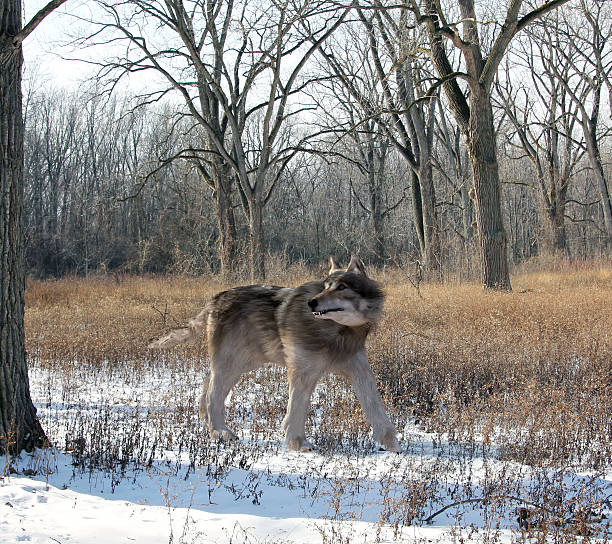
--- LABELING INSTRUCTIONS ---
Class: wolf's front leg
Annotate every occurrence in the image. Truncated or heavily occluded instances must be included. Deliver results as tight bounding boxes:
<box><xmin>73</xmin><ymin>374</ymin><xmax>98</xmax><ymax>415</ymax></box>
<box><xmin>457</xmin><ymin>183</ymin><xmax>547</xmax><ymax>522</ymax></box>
<box><xmin>341</xmin><ymin>350</ymin><xmax>401</xmax><ymax>453</ymax></box>
<box><xmin>282</xmin><ymin>363</ymin><xmax>325</xmax><ymax>452</ymax></box>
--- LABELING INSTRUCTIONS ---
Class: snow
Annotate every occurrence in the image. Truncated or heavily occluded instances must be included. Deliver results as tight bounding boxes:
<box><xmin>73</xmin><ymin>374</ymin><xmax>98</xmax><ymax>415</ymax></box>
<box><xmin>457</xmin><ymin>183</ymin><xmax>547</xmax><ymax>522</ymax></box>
<box><xmin>1</xmin><ymin>360</ymin><xmax>610</xmax><ymax>544</ymax></box>
<box><xmin>1</xmin><ymin>449</ymin><xmax>451</xmax><ymax>544</ymax></box>
<box><xmin>1</xmin><ymin>460</ymin><xmax>324</xmax><ymax>543</ymax></box>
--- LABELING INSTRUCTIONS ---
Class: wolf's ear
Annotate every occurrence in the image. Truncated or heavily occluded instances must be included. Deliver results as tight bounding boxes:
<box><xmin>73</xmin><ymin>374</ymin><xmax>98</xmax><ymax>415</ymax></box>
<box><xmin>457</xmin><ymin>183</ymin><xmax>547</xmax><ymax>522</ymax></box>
<box><xmin>347</xmin><ymin>255</ymin><xmax>367</xmax><ymax>276</ymax></box>
<box><xmin>328</xmin><ymin>255</ymin><xmax>342</xmax><ymax>274</ymax></box>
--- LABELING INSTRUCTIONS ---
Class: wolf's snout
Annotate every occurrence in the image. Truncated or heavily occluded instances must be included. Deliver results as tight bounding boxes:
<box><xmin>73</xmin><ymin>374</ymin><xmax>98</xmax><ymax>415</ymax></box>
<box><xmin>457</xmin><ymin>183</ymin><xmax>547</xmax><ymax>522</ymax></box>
<box><xmin>308</xmin><ymin>298</ymin><xmax>318</xmax><ymax>309</ymax></box>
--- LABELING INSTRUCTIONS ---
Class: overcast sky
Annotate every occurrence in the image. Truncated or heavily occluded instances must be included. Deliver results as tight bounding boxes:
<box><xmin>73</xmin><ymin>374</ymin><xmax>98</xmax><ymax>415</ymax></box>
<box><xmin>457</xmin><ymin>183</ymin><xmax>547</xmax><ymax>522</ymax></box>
<box><xmin>22</xmin><ymin>1</ymin><xmax>93</xmax><ymax>88</ymax></box>
<box><xmin>22</xmin><ymin>0</ymin><xmax>159</xmax><ymax>93</ymax></box>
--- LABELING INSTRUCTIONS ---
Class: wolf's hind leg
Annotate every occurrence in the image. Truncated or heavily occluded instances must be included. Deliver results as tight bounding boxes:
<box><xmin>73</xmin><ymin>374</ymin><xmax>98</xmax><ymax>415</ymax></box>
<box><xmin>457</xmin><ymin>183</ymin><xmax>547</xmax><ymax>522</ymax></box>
<box><xmin>198</xmin><ymin>374</ymin><xmax>210</xmax><ymax>423</ymax></box>
<box><xmin>282</xmin><ymin>364</ymin><xmax>325</xmax><ymax>452</ymax></box>
<box><xmin>339</xmin><ymin>351</ymin><xmax>401</xmax><ymax>453</ymax></box>
<box><xmin>204</xmin><ymin>365</ymin><xmax>242</xmax><ymax>442</ymax></box>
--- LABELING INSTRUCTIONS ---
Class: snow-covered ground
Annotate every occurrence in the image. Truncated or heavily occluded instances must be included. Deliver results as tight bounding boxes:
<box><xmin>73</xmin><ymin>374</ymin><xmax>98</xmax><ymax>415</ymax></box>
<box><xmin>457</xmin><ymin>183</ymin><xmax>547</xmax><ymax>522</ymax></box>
<box><xmin>2</xmin><ymin>360</ymin><xmax>610</xmax><ymax>544</ymax></box>
<box><xmin>1</xmin><ymin>447</ymin><xmax>457</xmax><ymax>544</ymax></box>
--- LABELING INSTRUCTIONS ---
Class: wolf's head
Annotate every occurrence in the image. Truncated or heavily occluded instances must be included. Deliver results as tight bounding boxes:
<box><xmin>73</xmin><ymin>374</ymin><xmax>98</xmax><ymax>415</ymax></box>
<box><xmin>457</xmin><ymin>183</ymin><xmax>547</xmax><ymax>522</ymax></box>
<box><xmin>307</xmin><ymin>256</ymin><xmax>384</xmax><ymax>327</ymax></box>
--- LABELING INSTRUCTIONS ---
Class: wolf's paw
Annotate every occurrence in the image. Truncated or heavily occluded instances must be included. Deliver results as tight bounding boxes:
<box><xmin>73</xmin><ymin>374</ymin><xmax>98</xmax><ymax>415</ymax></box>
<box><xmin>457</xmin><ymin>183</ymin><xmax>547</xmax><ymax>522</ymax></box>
<box><xmin>287</xmin><ymin>437</ymin><xmax>316</xmax><ymax>452</ymax></box>
<box><xmin>210</xmin><ymin>428</ymin><xmax>238</xmax><ymax>442</ymax></box>
<box><xmin>380</xmin><ymin>428</ymin><xmax>401</xmax><ymax>453</ymax></box>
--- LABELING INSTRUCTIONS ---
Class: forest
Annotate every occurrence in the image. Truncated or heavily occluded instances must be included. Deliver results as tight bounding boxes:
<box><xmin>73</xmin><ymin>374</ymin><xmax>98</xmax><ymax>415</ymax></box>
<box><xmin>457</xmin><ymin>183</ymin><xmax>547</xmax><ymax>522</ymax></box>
<box><xmin>20</xmin><ymin>0</ymin><xmax>612</xmax><ymax>282</ymax></box>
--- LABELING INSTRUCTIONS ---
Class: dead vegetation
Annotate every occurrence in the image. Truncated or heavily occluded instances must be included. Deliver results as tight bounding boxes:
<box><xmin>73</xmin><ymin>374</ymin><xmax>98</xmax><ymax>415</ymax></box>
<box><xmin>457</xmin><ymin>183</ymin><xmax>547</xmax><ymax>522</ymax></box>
<box><xmin>22</xmin><ymin>262</ymin><xmax>612</xmax><ymax>541</ymax></box>
<box><xmin>25</xmin><ymin>263</ymin><xmax>612</xmax><ymax>469</ymax></box>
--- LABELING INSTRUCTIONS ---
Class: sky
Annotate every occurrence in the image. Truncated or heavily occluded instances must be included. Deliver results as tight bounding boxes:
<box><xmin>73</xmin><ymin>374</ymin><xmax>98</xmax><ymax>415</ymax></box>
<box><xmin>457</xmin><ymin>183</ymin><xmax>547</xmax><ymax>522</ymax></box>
<box><xmin>22</xmin><ymin>0</ymin><xmax>97</xmax><ymax>89</ymax></box>
<box><xmin>20</xmin><ymin>0</ymin><xmax>316</xmax><ymax>108</ymax></box>
<box><xmin>22</xmin><ymin>0</ymin><xmax>162</xmax><ymax>94</ymax></box>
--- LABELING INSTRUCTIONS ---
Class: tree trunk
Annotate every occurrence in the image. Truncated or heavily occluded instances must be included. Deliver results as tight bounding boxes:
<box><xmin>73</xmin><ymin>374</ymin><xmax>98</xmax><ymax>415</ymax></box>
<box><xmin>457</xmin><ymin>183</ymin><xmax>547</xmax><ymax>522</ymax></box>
<box><xmin>212</xmin><ymin>161</ymin><xmax>237</xmax><ymax>279</ymax></box>
<box><xmin>467</xmin><ymin>90</ymin><xmax>512</xmax><ymax>290</ymax></box>
<box><xmin>418</xmin><ymin>157</ymin><xmax>441</xmax><ymax>275</ymax></box>
<box><xmin>541</xmin><ymin>184</ymin><xmax>568</xmax><ymax>255</ymax></box>
<box><xmin>543</xmin><ymin>207</ymin><xmax>568</xmax><ymax>254</ymax></box>
<box><xmin>367</xmin><ymin>157</ymin><xmax>385</xmax><ymax>262</ymax></box>
<box><xmin>214</xmin><ymin>184</ymin><xmax>237</xmax><ymax>280</ymax></box>
<box><xmin>410</xmin><ymin>171</ymin><xmax>426</xmax><ymax>258</ymax></box>
<box><xmin>248</xmin><ymin>200</ymin><xmax>265</xmax><ymax>281</ymax></box>
<box><xmin>1</xmin><ymin>0</ymin><xmax>48</xmax><ymax>454</ymax></box>
<box><xmin>585</xmin><ymin>134</ymin><xmax>612</xmax><ymax>244</ymax></box>
<box><xmin>543</xmin><ymin>208</ymin><xmax>568</xmax><ymax>255</ymax></box>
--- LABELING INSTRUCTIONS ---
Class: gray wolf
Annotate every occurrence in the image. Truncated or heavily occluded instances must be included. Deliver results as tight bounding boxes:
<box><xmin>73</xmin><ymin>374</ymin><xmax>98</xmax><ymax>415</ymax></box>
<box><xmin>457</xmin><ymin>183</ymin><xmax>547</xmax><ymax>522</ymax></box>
<box><xmin>149</xmin><ymin>256</ymin><xmax>400</xmax><ymax>453</ymax></box>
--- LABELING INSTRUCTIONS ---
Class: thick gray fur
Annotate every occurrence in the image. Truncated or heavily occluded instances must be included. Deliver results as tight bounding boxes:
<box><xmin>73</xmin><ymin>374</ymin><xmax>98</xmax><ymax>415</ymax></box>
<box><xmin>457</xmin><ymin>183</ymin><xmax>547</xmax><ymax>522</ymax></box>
<box><xmin>149</xmin><ymin>256</ymin><xmax>400</xmax><ymax>453</ymax></box>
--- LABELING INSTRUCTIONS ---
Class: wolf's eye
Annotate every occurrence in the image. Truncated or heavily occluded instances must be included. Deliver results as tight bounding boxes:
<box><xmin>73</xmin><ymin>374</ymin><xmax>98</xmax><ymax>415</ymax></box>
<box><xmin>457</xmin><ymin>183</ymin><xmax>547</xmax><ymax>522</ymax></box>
<box><xmin>337</xmin><ymin>284</ymin><xmax>346</xmax><ymax>291</ymax></box>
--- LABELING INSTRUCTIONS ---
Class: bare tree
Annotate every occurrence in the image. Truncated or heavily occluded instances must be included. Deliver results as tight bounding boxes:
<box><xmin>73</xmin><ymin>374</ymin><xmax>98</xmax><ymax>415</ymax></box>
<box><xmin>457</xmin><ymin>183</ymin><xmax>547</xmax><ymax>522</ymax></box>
<box><xmin>1</xmin><ymin>0</ymin><xmax>68</xmax><ymax>455</ymax></box>
<box><xmin>313</xmin><ymin>6</ymin><xmax>441</xmax><ymax>272</ymax></box>
<box><xmin>24</xmin><ymin>87</ymin><xmax>82</xmax><ymax>275</ymax></box>
<box><xmin>77</xmin><ymin>0</ymin><xmax>348</xmax><ymax>279</ymax></box>
<box><xmin>410</xmin><ymin>0</ymin><xmax>570</xmax><ymax>289</ymax></box>
<box><xmin>495</xmin><ymin>18</ymin><xmax>584</xmax><ymax>255</ymax></box>
<box><xmin>547</xmin><ymin>0</ymin><xmax>612</xmax><ymax>244</ymax></box>
<box><xmin>308</xmin><ymin>30</ymin><xmax>407</xmax><ymax>262</ymax></box>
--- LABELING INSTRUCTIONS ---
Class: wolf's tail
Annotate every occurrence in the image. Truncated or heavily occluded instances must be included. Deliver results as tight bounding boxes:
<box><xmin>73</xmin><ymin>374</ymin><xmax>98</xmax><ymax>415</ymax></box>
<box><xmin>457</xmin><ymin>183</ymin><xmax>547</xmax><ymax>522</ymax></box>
<box><xmin>148</xmin><ymin>305</ymin><xmax>210</xmax><ymax>349</ymax></box>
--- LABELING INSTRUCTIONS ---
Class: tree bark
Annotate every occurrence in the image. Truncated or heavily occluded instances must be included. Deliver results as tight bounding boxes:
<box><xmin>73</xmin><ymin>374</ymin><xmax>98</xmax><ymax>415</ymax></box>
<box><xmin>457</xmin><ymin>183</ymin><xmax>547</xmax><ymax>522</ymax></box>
<box><xmin>543</xmin><ymin>207</ymin><xmax>568</xmax><ymax>254</ymax></box>
<box><xmin>584</xmin><ymin>129</ymin><xmax>612</xmax><ymax>244</ymax></box>
<box><xmin>214</xmin><ymin>186</ymin><xmax>237</xmax><ymax>280</ymax></box>
<box><xmin>1</xmin><ymin>0</ymin><xmax>48</xmax><ymax>454</ymax></box>
<box><xmin>540</xmin><ymin>180</ymin><xmax>568</xmax><ymax>255</ymax></box>
<box><xmin>418</xmin><ymin>155</ymin><xmax>441</xmax><ymax>275</ymax></box>
<box><xmin>212</xmin><ymin>161</ymin><xmax>237</xmax><ymax>280</ymax></box>
<box><xmin>248</xmin><ymin>200</ymin><xmax>266</xmax><ymax>281</ymax></box>
<box><xmin>467</xmin><ymin>89</ymin><xmax>511</xmax><ymax>290</ymax></box>
<box><xmin>410</xmin><ymin>171</ymin><xmax>426</xmax><ymax>257</ymax></box>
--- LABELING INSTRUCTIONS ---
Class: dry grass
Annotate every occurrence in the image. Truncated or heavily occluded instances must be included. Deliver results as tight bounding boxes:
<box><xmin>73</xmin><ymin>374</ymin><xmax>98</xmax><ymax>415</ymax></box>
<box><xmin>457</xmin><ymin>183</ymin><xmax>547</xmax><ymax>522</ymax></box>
<box><xmin>25</xmin><ymin>264</ymin><xmax>612</xmax><ymax>470</ymax></box>
<box><xmin>376</xmin><ymin>265</ymin><xmax>612</xmax><ymax>468</ymax></box>
<box><xmin>21</xmin><ymin>263</ymin><xmax>612</xmax><ymax>542</ymax></box>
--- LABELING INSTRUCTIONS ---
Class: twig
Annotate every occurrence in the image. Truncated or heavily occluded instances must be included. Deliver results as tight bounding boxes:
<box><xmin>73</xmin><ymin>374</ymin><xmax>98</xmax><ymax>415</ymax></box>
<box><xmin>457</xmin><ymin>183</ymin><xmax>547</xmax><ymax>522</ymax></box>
<box><xmin>151</xmin><ymin>304</ymin><xmax>168</xmax><ymax>326</ymax></box>
<box><xmin>400</xmin><ymin>331</ymin><xmax>433</xmax><ymax>340</ymax></box>
<box><xmin>424</xmin><ymin>495</ymin><xmax>557</xmax><ymax>524</ymax></box>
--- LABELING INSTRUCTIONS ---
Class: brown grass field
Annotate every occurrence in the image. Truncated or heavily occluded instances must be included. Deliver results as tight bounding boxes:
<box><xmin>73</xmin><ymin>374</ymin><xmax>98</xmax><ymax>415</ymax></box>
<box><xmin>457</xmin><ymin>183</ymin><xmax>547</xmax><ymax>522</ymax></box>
<box><xmin>25</xmin><ymin>261</ymin><xmax>612</xmax><ymax>471</ymax></box>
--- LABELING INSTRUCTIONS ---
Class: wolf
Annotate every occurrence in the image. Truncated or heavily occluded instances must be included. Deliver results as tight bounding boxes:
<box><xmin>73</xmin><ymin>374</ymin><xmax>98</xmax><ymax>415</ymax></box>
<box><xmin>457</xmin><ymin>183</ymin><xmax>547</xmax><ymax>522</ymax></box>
<box><xmin>149</xmin><ymin>256</ymin><xmax>400</xmax><ymax>453</ymax></box>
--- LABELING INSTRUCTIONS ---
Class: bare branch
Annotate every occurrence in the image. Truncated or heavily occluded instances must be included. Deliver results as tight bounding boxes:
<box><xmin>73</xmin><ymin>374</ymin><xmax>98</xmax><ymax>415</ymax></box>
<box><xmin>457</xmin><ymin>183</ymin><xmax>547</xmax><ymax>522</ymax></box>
<box><xmin>15</xmin><ymin>0</ymin><xmax>68</xmax><ymax>44</ymax></box>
